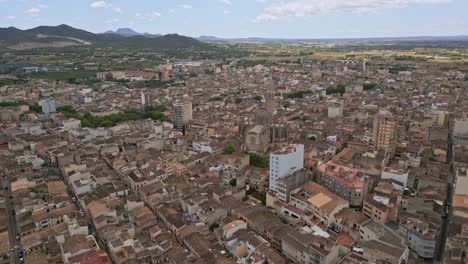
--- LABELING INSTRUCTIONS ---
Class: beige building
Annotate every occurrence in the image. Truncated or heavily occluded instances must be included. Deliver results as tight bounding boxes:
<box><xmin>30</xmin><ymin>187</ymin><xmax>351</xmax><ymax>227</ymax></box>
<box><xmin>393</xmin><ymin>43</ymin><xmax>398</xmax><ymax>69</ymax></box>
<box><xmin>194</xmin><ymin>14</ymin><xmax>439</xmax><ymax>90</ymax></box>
<box><xmin>282</xmin><ymin>229</ymin><xmax>339</xmax><ymax>264</ymax></box>
<box><xmin>172</xmin><ymin>101</ymin><xmax>193</xmax><ymax>130</ymax></box>
<box><xmin>245</xmin><ymin>125</ymin><xmax>270</xmax><ymax>153</ymax></box>
<box><xmin>373</xmin><ymin>110</ymin><xmax>398</xmax><ymax>154</ymax></box>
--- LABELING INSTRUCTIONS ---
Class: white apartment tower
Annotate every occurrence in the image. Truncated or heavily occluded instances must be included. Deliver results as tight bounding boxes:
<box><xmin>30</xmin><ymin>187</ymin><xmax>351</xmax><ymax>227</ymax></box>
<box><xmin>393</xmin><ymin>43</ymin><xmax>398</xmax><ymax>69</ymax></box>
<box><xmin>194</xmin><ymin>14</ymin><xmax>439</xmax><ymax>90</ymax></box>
<box><xmin>40</xmin><ymin>97</ymin><xmax>56</xmax><ymax>114</ymax></box>
<box><xmin>269</xmin><ymin>144</ymin><xmax>304</xmax><ymax>192</ymax></box>
<box><xmin>172</xmin><ymin>101</ymin><xmax>193</xmax><ymax>130</ymax></box>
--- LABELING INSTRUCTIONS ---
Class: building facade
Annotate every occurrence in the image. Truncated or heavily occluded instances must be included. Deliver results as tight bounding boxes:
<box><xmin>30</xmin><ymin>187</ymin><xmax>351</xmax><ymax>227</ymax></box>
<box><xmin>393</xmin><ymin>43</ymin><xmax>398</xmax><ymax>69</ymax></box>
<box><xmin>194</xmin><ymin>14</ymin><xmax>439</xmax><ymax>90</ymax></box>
<box><xmin>373</xmin><ymin>110</ymin><xmax>398</xmax><ymax>154</ymax></box>
<box><xmin>40</xmin><ymin>97</ymin><xmax>56</xmax><ymax>114</ymax></box>
<box><xmin>316</xmin><ymin>161</ymin><xmax>367</xmax><ymax>207</ymax></box>
<box><xmin>269</xmin><ymin>144</ymin><xmax>304</xmax><ymax>192</ymax></box>
<box><xmin>454</xmin><ymin>118</ymin><xmax>468</xmax><ymax>146</ymax></box>
<box><xmin>172</xmin><ymin>101</ymin><xmax>193</xmax><ymax>130</ymax></box>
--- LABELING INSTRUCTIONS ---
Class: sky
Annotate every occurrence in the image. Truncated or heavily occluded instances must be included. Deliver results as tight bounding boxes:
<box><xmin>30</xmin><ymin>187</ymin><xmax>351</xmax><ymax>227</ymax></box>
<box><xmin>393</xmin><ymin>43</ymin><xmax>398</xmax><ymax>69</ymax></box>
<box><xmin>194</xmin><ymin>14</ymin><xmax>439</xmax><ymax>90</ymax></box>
<box><xmin>1</xmin><ymin>0</ymin><xmax>467</xmax><ymax>38</ymax></box>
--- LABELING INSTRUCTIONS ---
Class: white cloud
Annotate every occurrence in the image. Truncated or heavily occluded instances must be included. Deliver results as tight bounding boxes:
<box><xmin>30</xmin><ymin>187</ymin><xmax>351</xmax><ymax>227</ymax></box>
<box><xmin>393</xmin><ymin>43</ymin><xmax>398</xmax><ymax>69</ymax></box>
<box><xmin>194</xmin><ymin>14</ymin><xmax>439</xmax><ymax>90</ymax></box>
<box><xmin>136</xmin><ymin>11</ymin><xmax>161</xmax><ymax>22</ymax></box>
<box><xmin>90</xmin><ymin>1</ymin><xmax>111</xmax><ymax>8</ymax></box>
<box><xmin>5</xmin><ymin>15</ymin><xmax>16</xmax><ymax>20</ymax></box>
<box><xmin>223</xmin><ymin>9</ymin><xmax>231</xmax><ymax>14</ymax></box>
<box><xmin>178</xmin><ymin>4</ymin><xmax>192</xmax><ymax>9</ymax></box>
<box><xmin>254</xmin><ymin>0</ymin><xmax>450</xmax><ymax>22</ymax></box>
<box><xmin>220</xmin><ymin>0</ymin><xmax>232</xmax><ymax>5</ymax></box>
<box><xmin>25</xmin><ymin>7</ymin><xmax>41</xmax><ymax>16</ymax></box>
<box><xmin>90</xmin><ymin>1</ymin><xmax>122</xmax><ymax>13</ymax></box>
<box><xmin>254</xmin><ymin>13</ymin><xmax>277</xmax><ymax>22</ymax></box>
<box><xmin>24</xmin><ymin>3</ymin><xmax>48</xmax><ymax>17</ymax></box>
<box><xmin>105</xmin><ymin>18</ymin><xmax>119</xmax><ymax>24</ymax></box>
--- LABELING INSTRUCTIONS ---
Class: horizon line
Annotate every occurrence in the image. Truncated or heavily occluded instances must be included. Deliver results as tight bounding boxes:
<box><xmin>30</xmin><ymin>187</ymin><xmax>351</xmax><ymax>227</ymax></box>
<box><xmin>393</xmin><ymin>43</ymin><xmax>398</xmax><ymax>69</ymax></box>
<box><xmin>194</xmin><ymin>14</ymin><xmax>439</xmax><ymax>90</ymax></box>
<box><xmin>2</xmin><ymin>24</ymin><xmax>467</xmax><ymax>40</ymax></box>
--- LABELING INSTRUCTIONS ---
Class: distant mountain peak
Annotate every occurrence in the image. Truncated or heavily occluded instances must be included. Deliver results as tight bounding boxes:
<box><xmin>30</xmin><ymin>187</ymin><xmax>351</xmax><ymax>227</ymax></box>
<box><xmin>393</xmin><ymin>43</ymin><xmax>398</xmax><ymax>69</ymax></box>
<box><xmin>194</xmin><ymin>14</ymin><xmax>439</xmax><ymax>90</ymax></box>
<box><xmin>115</xmin><ymin>28</ymin><xmax>139</xmax><ymax>35</ymax></box>
<box><xmin>103</xmin><ymin>27</ymin><xmax>141</xmax><ymax>36</ymax></box>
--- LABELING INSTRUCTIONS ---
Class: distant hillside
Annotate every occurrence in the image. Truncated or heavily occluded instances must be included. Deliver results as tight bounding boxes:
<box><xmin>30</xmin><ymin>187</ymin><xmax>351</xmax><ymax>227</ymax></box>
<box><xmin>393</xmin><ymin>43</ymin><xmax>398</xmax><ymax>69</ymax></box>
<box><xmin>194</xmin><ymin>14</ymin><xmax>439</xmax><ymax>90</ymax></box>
<box><xmin>0</xmin><ymin>24</ymin><xmax>210</xmax><ymax>51</ymax></box>
<box><xmin>198</xmin><ymin>35</ymin><xmax>468</xmax><ymax>43</ymax></box>
<box><xmin>105</xmin><ymin>28</ymin><xmax>141</xmax><ymax>36</ymax></box>
<box><xmin>102</xmin><ymin>28</ymin><xmax>162</xmax><ymax>38</ymax></box>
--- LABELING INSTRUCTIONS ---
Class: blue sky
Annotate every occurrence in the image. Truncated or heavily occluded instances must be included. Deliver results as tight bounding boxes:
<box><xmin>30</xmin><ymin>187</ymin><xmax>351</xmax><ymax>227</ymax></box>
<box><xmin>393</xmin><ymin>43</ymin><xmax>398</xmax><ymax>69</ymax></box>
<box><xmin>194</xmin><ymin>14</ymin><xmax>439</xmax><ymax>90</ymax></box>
<box><xmin>1</xmin><ymin>0</ymin><xmax>467</xmax><ymax>38</ymax></box>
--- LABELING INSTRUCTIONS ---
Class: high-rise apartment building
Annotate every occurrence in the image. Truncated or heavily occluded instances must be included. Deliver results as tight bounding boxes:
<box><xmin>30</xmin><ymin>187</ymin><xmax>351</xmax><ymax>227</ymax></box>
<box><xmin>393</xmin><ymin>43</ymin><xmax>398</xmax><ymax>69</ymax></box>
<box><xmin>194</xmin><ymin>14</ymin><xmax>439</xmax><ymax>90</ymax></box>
<box><xmin>269</xmin><ymin>144</ymin><xmax>304</xmax><ymax>192</ymax></box>
<box><xmin>40</xmin><ymin>97</ymin><xmax>56</xmax><ymax>114</ymax></box>
<box><xmin>454</xmin><ymin>118</ymin><xmax>468</xmax><ymax>146</ymax></box>
<box><xmin>172</xmin><ymin>101</ymin><xmax>193</xmax><ymax>130</ymax></box>
<box><xmin>373</xmin><ymin>110</ymin><xmax>397</xmax><ymax>154</ymax></box>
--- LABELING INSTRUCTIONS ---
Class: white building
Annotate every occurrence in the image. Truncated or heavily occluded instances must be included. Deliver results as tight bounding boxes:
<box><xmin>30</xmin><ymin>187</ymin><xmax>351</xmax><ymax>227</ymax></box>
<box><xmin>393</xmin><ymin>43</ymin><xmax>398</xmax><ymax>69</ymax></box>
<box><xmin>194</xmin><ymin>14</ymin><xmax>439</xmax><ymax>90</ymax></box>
<box><xmin>381</xmin><ymin>167</ymin><xmax>409</xmax><ymax>190</ymax></box>
<box><xmin>40</xmin><ymin>97</ymin><xmax>56</xmax><ymax>114</ymax></box>
<box><xmin>62</xmin><ymin>118</ymin><xmax>81</xmax><ymax>130</ymax></box>
<box><xmin>269</xmin><ymin>144</ymin><xmax>304</xmax><ymax>192</ymax></box>
<box><xmin>192</xmin><ymin>140</ymin><xmax>214</xmax><ymax>153</ymax></box>
<box><xmin>328</xmin><ymin>102</ymin><xmax>343</xmax><ymax>118</ymax></box>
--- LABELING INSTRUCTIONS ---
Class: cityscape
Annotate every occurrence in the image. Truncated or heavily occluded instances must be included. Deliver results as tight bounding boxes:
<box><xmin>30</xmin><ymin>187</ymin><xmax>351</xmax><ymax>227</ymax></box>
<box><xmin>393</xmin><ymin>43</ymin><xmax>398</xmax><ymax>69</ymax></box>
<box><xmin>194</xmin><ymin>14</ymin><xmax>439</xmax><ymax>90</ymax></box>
<box><xmin>1</xmin><ymin>1</ymin><xmax>468</xmax><ymax>264</ymax></box>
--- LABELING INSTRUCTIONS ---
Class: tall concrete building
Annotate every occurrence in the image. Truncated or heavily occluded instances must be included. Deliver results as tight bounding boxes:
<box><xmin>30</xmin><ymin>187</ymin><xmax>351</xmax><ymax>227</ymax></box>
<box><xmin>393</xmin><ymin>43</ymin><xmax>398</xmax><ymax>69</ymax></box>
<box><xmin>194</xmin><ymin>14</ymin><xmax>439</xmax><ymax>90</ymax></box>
<box><xmin>172</xmin><ymin>101</ymin><xmax>192</xmax><ymax>130</ymax></box>
<box><xmin>373</xmin><ymin>110</ymin><xmax>398</xmax><ymax>154</ymax></box>
<box><xmin>269</xmin><ymin>144</ymin><xmax>304</xmax><ymax>192</ymax></box>
<box><xmin>454</xmin><ymin>118</ymin><xmax>468</xmax><ymax>146</ymax></box>
<box><xmin>40</xmin><ymin>97</ymin><xmax>56</xmax><ymax>114</ymax></box>
<box><xmin>327</xmin><ymin>102</ymin><xmax>343</xmax><ymax>118</ymax></box>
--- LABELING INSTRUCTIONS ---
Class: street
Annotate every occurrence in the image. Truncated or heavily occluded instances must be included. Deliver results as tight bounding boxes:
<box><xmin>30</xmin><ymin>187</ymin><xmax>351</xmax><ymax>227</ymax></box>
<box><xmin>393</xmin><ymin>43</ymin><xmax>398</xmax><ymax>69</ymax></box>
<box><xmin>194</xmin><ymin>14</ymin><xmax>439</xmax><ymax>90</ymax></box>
<box><xmin>2</xmin><ymin>178</ymin><xmax>20</xmax><ymax>264</ymax></box>
<box><xmin>60</xmin><ymin>172</ymin><xmax>106</xmax><ymax>251</ymax></box>
<box><xmin>433</xmin><ymin>120</ymin><xmax>455</xmax><ymax>264</ymax></box>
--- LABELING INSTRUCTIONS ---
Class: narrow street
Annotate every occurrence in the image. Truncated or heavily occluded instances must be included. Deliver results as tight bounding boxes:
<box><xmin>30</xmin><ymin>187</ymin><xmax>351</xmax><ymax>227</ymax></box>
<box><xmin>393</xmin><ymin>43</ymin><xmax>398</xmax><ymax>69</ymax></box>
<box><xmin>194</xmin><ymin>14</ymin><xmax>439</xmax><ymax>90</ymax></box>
<box><xmin>2</xmin><ymin>178</ymin><xmax>20</xmax><ymax>264</ymax></box>
<box><xmin>433</xmin><ymin>120</ymin><xmax>455</xmax><ymax>264</ymax></box>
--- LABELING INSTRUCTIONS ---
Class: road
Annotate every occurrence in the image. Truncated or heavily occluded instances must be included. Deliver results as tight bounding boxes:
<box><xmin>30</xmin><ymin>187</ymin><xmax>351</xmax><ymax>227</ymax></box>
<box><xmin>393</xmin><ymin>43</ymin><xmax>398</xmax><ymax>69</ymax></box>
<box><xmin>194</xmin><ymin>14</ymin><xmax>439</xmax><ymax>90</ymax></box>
<box><xmin>2</xmin><ymin>177</ymin><xmax>20</xmax><ymax>264</ymax></box>
<box><xmin>433</xmin><ymin>120</ymin><xmax>455</xmax><ymax>264</ymax></box>
<box><xmin>59</xmin><ymin>172</ymin><xmax>106</xmax><ymax>251</ymax></box>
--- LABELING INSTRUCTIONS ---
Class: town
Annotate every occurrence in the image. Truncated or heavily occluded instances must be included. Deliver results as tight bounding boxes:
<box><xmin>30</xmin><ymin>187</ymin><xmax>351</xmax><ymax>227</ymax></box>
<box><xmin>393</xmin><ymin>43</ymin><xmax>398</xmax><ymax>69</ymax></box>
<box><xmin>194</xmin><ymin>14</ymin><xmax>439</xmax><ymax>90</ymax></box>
<box><xmin>1</xmin><ymin>42</ymin><xmax>467</xmax><ymax>264</ymax></box>
<box><xmin>1</xmin><ymin>0</ymin><xmax>468</xmax><ymax>262</ymax></box>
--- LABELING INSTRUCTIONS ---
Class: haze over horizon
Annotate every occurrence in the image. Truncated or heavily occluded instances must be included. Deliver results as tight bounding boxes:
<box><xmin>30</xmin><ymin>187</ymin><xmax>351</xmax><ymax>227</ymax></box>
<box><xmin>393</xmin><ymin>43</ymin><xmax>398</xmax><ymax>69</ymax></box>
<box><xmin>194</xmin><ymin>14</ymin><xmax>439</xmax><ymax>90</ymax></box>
<box><xmin>1</xmin><ymin>0</ymin><xmax>467</xmax><ymax>39</ymax></box>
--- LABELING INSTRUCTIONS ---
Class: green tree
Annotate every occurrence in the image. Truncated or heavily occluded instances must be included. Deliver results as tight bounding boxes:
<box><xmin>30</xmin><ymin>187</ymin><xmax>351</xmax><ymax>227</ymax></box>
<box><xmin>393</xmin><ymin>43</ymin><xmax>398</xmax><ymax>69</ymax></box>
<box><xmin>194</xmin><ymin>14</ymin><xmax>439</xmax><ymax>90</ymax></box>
<box><xmin>209</xmin><ymin>222</ymin><xmax>219</xmax><ymax>232</ymax></box>
<box><xmin>208</xmin><ymin>96</ymin><xmax>224</xmax><ymax>102</ymax></box>
<box><xmin>326</xmin><ymin>84</ymin><xmax>345</xmax><ymax>95</ymax></box>
<box><xmin>223</xmin><ymin>144</ymin><xmax>235</xmax><ymax>155</ymax></box>
<box><xmin>253</xmin><ymin>95</ymin><xmax>262</xmax><ymax>101</ymax></box>
<box><xmin>246</xmin><ymin>189</ymin><xmax>266</xmax><ymax>205</ymax></box>
<box><xmin>363</xmin><ymin>83</ymin><xmax>377</xmax><ymax>91</ymax></box>
<box><xmin>229</xmin><ymin>178</ymin><xmax>237</xmax><ymax>187</ymax></box>
<box><xmin>249</xmin><ymin>153</ymin><xmax>269</xmax><ymax>168</ymax></box>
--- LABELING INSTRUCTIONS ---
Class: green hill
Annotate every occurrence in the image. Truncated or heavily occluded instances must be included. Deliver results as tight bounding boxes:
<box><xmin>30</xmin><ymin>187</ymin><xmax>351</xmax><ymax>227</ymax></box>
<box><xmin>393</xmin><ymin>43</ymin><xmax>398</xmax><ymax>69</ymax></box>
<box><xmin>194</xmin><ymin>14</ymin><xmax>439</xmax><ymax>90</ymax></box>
<box><xmin>0</xmin><ymin>24</ymin><xmax>211</xmax><ymax>51</ymax></box>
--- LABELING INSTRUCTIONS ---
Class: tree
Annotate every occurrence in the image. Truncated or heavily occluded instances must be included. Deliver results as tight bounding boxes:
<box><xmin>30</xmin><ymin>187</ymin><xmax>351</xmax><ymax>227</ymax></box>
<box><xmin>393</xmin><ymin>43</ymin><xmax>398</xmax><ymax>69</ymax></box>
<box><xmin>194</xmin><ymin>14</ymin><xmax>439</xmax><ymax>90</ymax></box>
<box><xmin>209</xmin><ymin>223</ymin><xmax>219</xmax><ymax>232</ymax></box>
<box><xmin>326</xmin><ymin>84</ymin><xmax>345</xmax><ymax>95</ymax></box>
<box><xmin>223</xmin><ymin>144</ymin><xmax>235</xmax><ymax>155</ymax></box>
<box><xmin>229</xmin><ymin>178</ymin><xmax>237</xmax><ymax>187</ymax></box>
<box><xmin>249</xmin><ymin>153</ymin><xmax>269</xmax><ymax>168</ymax></box>
<box><xmin>246</xmin><ymin>189</ymin><xmax>266</xmax><ymax>205</ymax></box>
<box><xmin>253</xmin><ymin>95</ymin><xmax>262</xmax><ymax>101</ymax></box>
<box><xmin>208</xmin><ymin>96</ymin><xmax>224</xmax><ymax>102</ymax></box>
<box><xmin>287</xmin><ymin>90</ymin><xmax>312</xmax><ymax>98</ymax></box>
<box><xmin>363</xmin><ymin>83</ymin><xmax>377</xmax><ymax>91</ymax></box>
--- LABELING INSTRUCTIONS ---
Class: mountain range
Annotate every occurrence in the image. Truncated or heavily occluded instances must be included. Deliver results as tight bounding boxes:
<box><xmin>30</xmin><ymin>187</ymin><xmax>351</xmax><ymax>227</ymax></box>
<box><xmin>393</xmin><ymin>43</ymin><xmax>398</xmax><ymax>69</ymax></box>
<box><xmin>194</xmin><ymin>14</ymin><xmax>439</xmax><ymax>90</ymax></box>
<box><xmin>102</xmin><ymin>28</ymin><xmax>162</xmax><ymax>38</ymax></box>
<box><xmin>0</xmin><ymin>24</ymin><xmax>209</xmax><ymax>51</ymax></box>
<box><xmin>1</xmin><ymin>24</ymin><xmax>467</xmax><ymax>51</ymax></box>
